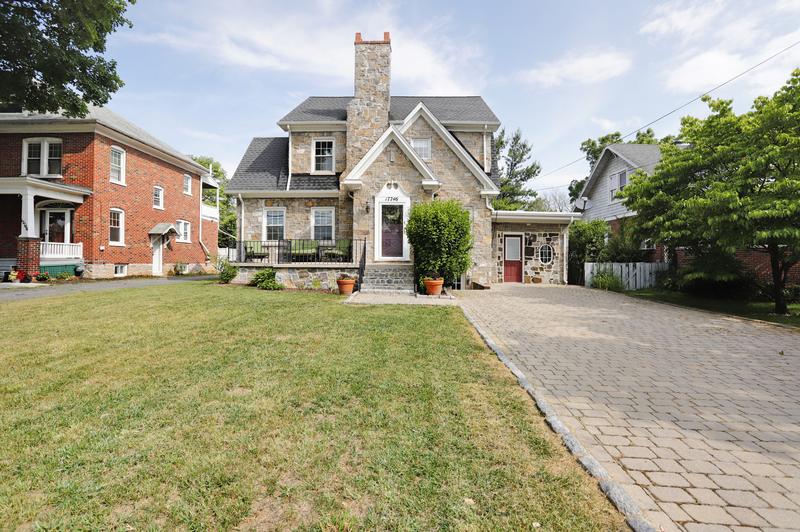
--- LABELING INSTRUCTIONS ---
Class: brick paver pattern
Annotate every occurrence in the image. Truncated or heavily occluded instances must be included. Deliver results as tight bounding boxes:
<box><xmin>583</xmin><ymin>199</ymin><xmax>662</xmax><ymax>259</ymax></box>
<box><xmin>460</xmin><ymin>285</ymin><xmax>800</xmax><ymax>531</ymax></box>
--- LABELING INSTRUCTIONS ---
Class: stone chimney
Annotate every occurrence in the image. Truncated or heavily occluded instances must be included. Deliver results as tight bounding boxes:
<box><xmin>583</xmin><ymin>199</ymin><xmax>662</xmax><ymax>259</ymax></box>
<box><xmin>346</xmin><ymin>32</ymin><xmax>391</xmax><ymax>171</ymax></box>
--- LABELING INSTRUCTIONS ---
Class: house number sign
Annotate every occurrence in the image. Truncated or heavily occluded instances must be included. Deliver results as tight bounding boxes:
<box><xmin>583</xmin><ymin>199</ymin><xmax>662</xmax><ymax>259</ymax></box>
<box><xmin>384</xmin><ymin>196</ymin><xmax>400</xmax><ymax>202</ymax></box>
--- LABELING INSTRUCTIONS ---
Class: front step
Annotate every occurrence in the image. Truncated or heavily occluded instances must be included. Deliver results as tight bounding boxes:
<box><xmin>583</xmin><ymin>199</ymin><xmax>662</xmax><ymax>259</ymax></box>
<box><xmin>360</xmin><ymin>264</ymin><xmax>416</xmax><ymax>292</ymax></box>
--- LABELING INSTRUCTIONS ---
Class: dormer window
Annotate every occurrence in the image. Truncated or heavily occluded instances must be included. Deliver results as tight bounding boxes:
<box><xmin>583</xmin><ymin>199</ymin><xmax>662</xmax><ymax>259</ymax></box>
<box><xmin>411</xmin><ymin>138</ymin><xmax>432</xmax><ymax>161</ymax></box>
<box><xmin>312</xmin><ymin>139</ymin><xmax>334</xmax><ymax>173</ymax></box>
<box><xmin>22</xmin><ymin>138</ymin><xmax>62</xmax><ymax>177</ymax></box>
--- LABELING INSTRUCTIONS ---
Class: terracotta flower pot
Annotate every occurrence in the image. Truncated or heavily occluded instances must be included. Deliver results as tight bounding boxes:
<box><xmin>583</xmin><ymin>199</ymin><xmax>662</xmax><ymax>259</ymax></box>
<box><xmin>337</xmin><ymin>279</ymin><xmax>355</xmax><ymax>295</ymax></box>
<box><xmin>423</xmin><ymin>278</ymin><xmax>444</xmax><ymax>296</ymax></box>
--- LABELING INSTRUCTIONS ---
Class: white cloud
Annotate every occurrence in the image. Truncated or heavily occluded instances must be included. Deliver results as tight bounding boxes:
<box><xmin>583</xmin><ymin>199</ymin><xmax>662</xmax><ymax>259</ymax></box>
<box><xmin>640</xmin><ymin>0</ymin><xmax>726</xmax><ymax>40</ymax></box>
<box><xmin>519</xmin><ymin>50</ymin><xmax>632</xmax><ymax>88</ymax></box>
<box><xmin>121</xmin><ymin>1</ymin><xmax>485</xmax><ymax>95</ymax></box>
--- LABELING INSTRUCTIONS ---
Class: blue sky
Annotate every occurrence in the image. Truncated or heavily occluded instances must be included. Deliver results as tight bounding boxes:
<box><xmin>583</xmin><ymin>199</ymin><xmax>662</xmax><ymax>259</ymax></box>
<box><xmin>105</xmin><ymin>0</ymin><xmax>800</xmax><ymax>197</ymax></box>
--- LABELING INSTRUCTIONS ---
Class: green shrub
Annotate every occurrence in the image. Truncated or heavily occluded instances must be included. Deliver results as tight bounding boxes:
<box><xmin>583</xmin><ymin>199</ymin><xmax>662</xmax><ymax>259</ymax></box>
<box><xmin>56</xmin><ymin>271</ymin><xmax>73</xmax><ymax>281</ymax></box>
<box><xmin>35</xmin><ymin>271</ymin><xmax>50</xmax><ymax>282</ymax></box>
<box><xmin>249</xmin><ymin>268</ymin><xmax>282</xmax><ymax>290</ymax></box>
<box><xmin>597</xmin><ymin>218</ymin><xmax>649</xmax><ymax>263</ymax></box>
<box><xmin>677</xmin><ymin>250</ymin><xmax>758</xmax><ymax>300</ymax></box>
<box><xmin>591</xmin><ymin>270</ymin><xmax>624</xmax><ymax>292</ymax></box>
<box><xmin>218</xmin><ymin>259</ymin><xmax>238</xmax><ymax>284</ymax></box>
<box><xmin>405</xmin><ymin>200</ymin><xmax>472</xmax><ymax>289</ymax></box>
<box><xmin>568</xmin><ymin>219</ymin><xmax>608</xmax><ymax>284</ymax></box>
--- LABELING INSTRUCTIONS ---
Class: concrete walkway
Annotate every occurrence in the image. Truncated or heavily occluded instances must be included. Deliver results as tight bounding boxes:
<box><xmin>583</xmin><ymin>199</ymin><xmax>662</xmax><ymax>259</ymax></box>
<box><xmin>460</xmin><ymin>284</ymin><xmax>800</xmax><ymax>532</ymax></box>
<box><xmin>0</xmin><ymin>276</ymin><xmax>216</xmax><ymax>303</ymax></box>
<box><xmin>346</xmin><ymin>290</ymin><xmax>458</xmax><ymax>305</ymax></box>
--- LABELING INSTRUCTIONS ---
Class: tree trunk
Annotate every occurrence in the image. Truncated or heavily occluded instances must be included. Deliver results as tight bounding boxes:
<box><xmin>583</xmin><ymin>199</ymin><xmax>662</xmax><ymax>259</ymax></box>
<box><xmin>768</xmin><ymin>244</ymin><xmax>788</xmax><ymax>315</ymax></box>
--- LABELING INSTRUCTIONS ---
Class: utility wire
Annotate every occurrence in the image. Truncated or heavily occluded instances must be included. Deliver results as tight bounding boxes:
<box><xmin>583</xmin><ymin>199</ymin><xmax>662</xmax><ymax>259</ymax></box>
<box><xmin>534</xmin><ymin>37</ymin><xmax>800</xmax><ymax>184</ymax></box>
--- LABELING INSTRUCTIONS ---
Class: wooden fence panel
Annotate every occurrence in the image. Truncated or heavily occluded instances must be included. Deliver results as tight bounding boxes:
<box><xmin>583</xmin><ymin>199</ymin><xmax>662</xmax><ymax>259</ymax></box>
<box><xmin>584</xmin><ymin>261</ymin><xmax>667</xmax><ymax>290</ymax></box>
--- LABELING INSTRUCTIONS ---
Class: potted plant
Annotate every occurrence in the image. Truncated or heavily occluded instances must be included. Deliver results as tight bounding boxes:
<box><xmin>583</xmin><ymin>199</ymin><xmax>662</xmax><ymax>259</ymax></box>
<box><xmin>36</xmin><ymin>271</ymin><xmax>50</xmax><ymax>283</ymax></box>
<box><xmin>336</xmin><ymin>273</ymin><xmax>356</xmax><ymax>295</ymax></box>
<box><xmin>8</xmin><ymin>269</ymin><xmax>20</xmax><ymax>283</ymax></box>
<box><xmin>422</xmin><ymin>272</ymin><xmax>445</xmax><ymax>296</ymax></box>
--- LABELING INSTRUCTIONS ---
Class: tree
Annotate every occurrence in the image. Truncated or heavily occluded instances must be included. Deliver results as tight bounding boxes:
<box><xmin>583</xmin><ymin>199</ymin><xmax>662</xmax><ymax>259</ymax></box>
<box><xmin>570</xmin><ymin>128</ymin><xmax>661</xmax><ymax>202</ymax></box>
<box><xmin>0</xmin><ymin>0</ymin><xmax>134</xmax><ymax>117</ymax></box>
<box><xmin>623</xmin><ymin>69</ymin><xmax>800</xmax><ymax>314</ymax></box>
<box><xmin>405</xmin><ymin>200</ymin><xmax>472</xmax><ymax>287</ymax></box>
<box><xmin>192</xmin><ymin>155</ymin><xmax>237</xmax><ymax>249</ymax></box>
<box><xmin>492</xmin><ymin>128</ymin><xmax>542</xmax><ymax>210</ymax></box>
<box><xmin>541</xmin><ymin>189</ymin><xmax>572</xmax><ymax>212</ymax></box>
<box><xmin>567</xmin><ymin>219</ymin><xmax>608</xmax><ymax>284</ymax></box>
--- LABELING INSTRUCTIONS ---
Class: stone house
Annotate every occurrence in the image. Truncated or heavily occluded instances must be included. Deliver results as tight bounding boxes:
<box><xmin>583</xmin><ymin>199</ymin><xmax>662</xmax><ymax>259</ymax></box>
<box><xmin>228</xmin><ymin>32</ymin><xmax>577</xmax><ymax>290</ymax></box>
<box><xmin>0</xmin><ymin>107</ymin><xmax>220</xmax><ymax>279</ymax></box>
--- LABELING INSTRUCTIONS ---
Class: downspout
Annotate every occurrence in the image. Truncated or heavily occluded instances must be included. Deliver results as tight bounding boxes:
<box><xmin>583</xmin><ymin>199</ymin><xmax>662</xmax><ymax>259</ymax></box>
<box><xmin>198</xmin><ymin>164</ymin><xmax>212</xmax><ymax>262</ymax></box>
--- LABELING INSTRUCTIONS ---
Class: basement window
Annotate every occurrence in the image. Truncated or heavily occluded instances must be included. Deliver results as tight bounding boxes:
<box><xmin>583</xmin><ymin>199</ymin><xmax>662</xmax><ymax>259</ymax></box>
<box><xmin>114</xmin><ymin>264</ymin><xmax>128</xmax><ymax>277</ymax></box>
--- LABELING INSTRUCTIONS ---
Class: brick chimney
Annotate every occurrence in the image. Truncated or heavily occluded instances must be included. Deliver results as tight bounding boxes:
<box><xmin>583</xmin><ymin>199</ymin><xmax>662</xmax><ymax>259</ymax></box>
<box><xmin>346</xmin><ymin>32</ymin><xmax>391</xmax><ymax>172</ymax></box>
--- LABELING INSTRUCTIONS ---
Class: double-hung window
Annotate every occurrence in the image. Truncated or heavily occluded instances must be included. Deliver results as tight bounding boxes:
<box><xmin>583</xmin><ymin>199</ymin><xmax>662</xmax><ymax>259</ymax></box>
<box><xmin>312</xmin><ymin>139</ymin><xmax>334</xmax><ymax>173</ymax></box>
<box><xmin>22</xmin><ymin>138</ymin><xmax>62</xmax><ymax>176</ymax></box>
<box><xmin>311</xmin><ymin>207</ymin><xmax>334</xmax><ymax>241</ymax></box>
<box><xmin>410</xmin><ymin>138</ymin><xmax>432</xmax><ymax>160</ymax></box>
<box><xmin>176</xmin><ymin>220</ymin><xmax>191</xmax><ymax>242</ymax></box>
<box><xmin>153</xmin><ymin>186</ymin><xmax>164</xmax><ymax>209</ymax></box>
<box><xmin>264</xmin><ymin>208</ymin><xmax>285</xmax><ymax>240</ymax></box>
<box><xmin>109</xmin><ymin>208</ymin><xmax>125</xmax><ymax>245</ymax></box>
<box><xmin>183</xmin><ymin>174</ymin><xmax>192</xmax><ymax>195</ymax></box>
<box><xmin>110</xmin><ymin>146</ymin><xmax>126</xmax><ymax>184</ymax></box>
<box><xmin>611</xmin><ymin>170</ymin><xmax>627</xmax><ymax>201</ymax></box>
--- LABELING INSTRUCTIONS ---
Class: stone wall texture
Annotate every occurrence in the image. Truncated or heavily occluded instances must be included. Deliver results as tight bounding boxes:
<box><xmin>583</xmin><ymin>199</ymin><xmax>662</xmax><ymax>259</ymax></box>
<box><xmin>240</xmin><ymin>197</ymin><xmax>352</xmax><ymax>241</ymax></box>
<box><xmin>494</xmin><ymin>222</ymin><xmax>568</xmax><ymax>284</ymax></box>
<box><xmin>290</xmin><ymin>131</ymin><xmax>347</xmax><ymax>174</ymax></box>
<box><xmin>233</xmin><ymin>264</ymin><xmax>358</xmax><ymax>290</ymax></box>
<box><xmin>346</xmin><ymin>41</ymin><xmax>391</xmax><ymax>172</ymax></box>
<box><xmin>452</xmin><ymin>131</ymin><xmax>488</xmax><ymax>170</ymax></box>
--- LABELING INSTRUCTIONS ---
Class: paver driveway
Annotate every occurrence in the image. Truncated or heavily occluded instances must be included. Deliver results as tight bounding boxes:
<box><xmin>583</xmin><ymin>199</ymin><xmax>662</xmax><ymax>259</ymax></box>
<box><xmin>460</xmin><ymin>285</ymin><xmax>800</xmax><ymax>532</ymax></box>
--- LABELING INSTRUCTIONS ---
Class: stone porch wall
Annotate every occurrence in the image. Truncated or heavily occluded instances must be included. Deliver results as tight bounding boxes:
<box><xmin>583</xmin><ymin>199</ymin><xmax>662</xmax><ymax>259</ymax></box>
<box><xmin>233</xmin><ymin>264</ymin><xmax>358</xmax><ymax>290</ymax></box>
<box><xmin>494</xmin><ymin>222</ymin><xmax>568</xmax><ymax>284</ymax></box>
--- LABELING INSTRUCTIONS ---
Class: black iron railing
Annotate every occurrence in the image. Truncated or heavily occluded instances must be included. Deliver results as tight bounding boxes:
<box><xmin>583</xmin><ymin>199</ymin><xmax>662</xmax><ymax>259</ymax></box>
<box><xmin>237</xmin><ymin>239</ymin><xmax>366</xmax><ymax>265</ymax></box>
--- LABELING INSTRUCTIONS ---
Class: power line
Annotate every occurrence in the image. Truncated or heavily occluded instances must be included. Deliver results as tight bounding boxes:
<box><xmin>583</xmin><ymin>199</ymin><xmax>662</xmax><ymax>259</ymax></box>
<box><xmin>535</xmin><ymin>38</ymin><xmax>800</xmax><ymax>182</ymax></box>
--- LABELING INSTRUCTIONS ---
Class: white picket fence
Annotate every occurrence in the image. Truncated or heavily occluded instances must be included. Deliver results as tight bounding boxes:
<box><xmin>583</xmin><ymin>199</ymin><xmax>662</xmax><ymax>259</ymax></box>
<box><xmin>584</xmin><ymin>261</ymin><xmax>667</xmax><ymax>290</ymax></box>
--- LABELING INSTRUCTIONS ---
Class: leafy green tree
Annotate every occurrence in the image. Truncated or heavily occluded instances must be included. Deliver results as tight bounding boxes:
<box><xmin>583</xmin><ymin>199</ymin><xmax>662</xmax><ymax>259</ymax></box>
<box><xmin>0</xmin><ymin>0</ymin><xmax>135</xmax><ymax>117</ymax></box>
<box><xmin>567</xmin><ymin>219</ymin><xmax>608</xmax><ymax>284</ymax></box>
<box><xmin>492</xmin><ymin>128</ymin><xmax>542</xmax><ymax>210</ymax></box>
<box><xmin>623</xmin><ymin>69</ymin><xmax>800</xmax><ymax>314</ymax></box>
<box><xmin>193</xmin><ymin>155</ymin><xmax>237</xmax><ymax>249</ymax></box>
<box><xmin>597</xmin><ymin>218</ymin><xmax>648</xmax><ymax>263</ymax></box>
<box><xmin>405</xmin><ymin>200</ymin><xmax>472</xmax><ymax>287</ymax></box>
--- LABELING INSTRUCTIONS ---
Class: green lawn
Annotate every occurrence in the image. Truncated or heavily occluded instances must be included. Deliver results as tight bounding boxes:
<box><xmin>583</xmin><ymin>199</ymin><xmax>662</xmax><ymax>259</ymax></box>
<box><xmin>0</xmin><ymin>282</ymin><xmax>624</xmax><ymax>530</ymax></box>
<box><xmin>627</xmin><ymin>288</ymin><xmax>800</xmax><ymax>327</ymax></box>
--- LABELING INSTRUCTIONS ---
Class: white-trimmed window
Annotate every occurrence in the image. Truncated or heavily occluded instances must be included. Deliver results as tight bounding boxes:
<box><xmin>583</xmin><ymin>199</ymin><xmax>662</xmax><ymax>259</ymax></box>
<box><xmin>22</xmin><ymin>138</ymin><xmax>62</xmax><ymax>176</ymax></box>
<box><xmin>610</xmin><ymin>170</ymin><xmax>627</xmax><ymax>201</ymax></box>
<box><xmin>114</xmin><ymin>264</ymin><xmax>128</xmax><ymax>277</ymax></box>
<box><xmin>153</xmin><ymin>186</ymin><xmax>164</xmax><ymax>209</ymax></box>
<box><xmin>410</xmin><ymin>138</ymin><xmax>432</xmax><ymax>160</ymax></box>
<box><xmin>263</xmin><ymin>208</ymin><xmax>285</xmax><ymax>240</ymax></box>
<box><xmin>312</xmin><ymin>139</ymin><xmax>334</xmax><ymax>173</ymax></box>
<box><xmin>311</xmin><ymin>207</ymin><xmax>335</xmax><ymax>241</ymax></box>
<box><xmin>109</xmin><ymin>208</ymin><xmax>125</xmax><ymax>245</ymax></box>
<box><xmin>176</xmin><ymin>220</ymin><xmax>191</xmax><ymax>242</ymax></box>
<box><xmin>110</xmin><ymin>146</ymin><xmax>126</xmax><ymax>184</ymax></box>
<box><xmin>183</xmin><ymin>174</ymin><xmax>192</xmax><ymax>195</ymax></box>
<box><xmin>539</xmin><ymin>244</ymin><xmax>554</xmax><ymax>264</ymax></box>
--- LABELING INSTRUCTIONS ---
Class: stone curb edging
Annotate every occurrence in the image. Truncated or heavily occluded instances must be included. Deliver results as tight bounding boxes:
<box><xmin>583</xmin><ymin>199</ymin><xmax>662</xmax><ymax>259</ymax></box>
<box><xmin>461</xmin><ymin>306</ymin><xmax>656</xmax><ymax>532</ymax></box>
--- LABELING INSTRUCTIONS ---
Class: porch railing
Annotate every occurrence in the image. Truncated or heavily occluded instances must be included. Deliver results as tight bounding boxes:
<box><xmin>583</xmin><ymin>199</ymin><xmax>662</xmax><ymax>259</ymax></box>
<box><xmin>236</xmin><ymin>239</ymin><xmax>366</xmax><ymax>266</ymax></box>
<box><xmin>41</xmin><ymin>241</ymin><xmax>83</xmax><ymax>260</ymax></box>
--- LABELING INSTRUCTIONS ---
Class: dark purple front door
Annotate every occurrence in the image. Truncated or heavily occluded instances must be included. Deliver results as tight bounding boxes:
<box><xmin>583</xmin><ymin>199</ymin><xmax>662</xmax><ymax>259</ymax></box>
<box><xmin>381</xmin><ymin>204</ymin><xmax>403</xmax><ymax>258</ymax></box>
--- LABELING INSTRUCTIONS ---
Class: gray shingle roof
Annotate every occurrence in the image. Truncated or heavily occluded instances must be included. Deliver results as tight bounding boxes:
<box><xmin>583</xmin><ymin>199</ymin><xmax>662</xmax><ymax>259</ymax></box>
<box><xmin>278</xmin><ymin>96</ymin><xmax>499</xmax><ymax>124</ymax></box>
<box><xmin>607</xmin><ymin>143</ymin><xmax>662</xmax><ymax>174</ymax></box>
<box><xmin>288</xmin><ymin>174</ymin><xmax>340</xmax><ymax>191</ymax></box>
<box><xmin>0</xmin><ymin>105</ymin><xmax>206</xmax><ymax>172</ymax></box>
<box><xmin>228</xmin><ymin>137</ymin><xmax>289</xmax><ymax>192</ymax></box>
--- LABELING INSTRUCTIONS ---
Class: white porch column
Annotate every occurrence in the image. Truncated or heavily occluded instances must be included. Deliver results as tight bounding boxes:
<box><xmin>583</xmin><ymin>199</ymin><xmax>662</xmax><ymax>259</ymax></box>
<box><xmin>563</xmin><ymin>229</ymin><xmax>570</xmax><ymax>284</ymax></box>
<box><xmin>20</xmin><ymin>191</ymin><xmax>37</xmax><ymax>238</ymax></box>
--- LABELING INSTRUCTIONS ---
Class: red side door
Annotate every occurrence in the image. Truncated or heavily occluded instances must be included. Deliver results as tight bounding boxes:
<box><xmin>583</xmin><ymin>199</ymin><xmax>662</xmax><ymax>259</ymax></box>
<box><xmin>504</xmin><ymin>235</ymin><xmax>523</xmax><ymax>282</ymax></box>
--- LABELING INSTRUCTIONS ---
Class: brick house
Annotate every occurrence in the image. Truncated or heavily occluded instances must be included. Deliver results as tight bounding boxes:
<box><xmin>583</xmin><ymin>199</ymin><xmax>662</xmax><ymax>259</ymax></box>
<box><xmin>0</xmin><ymin>107</ymin><xmax>220</xmax><ymax>279</ymax></box>
<box><xmin>228</xmin><ymin>32</ymin><xmax>577</xmax><ymax>290</ymax></box>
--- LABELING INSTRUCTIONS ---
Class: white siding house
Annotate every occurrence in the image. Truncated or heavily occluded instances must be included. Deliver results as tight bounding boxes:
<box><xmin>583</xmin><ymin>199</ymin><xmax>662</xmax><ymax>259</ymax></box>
<box><xmin>577</xmin><ymin>144</ymin><xmax>662</xmax><ymax>222</ymax></box>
